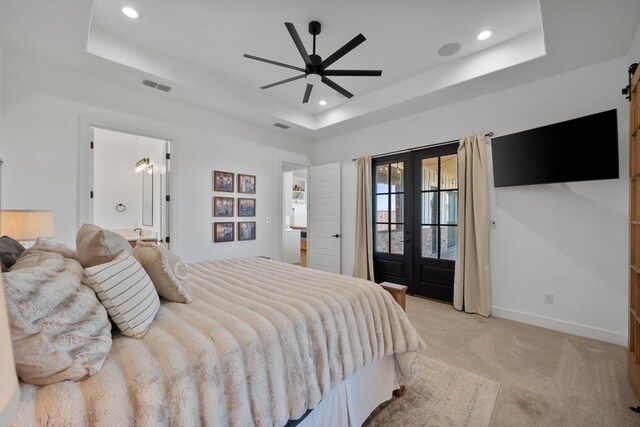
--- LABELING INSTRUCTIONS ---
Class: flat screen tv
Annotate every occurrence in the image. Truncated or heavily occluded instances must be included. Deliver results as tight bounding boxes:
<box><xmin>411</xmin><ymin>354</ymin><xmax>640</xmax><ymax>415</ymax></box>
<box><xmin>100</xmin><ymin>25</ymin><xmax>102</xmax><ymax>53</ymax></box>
<box><xmin>491</xmin><ymin>109</ymin><xmax>619</xmax><ymax>188</ymax></box>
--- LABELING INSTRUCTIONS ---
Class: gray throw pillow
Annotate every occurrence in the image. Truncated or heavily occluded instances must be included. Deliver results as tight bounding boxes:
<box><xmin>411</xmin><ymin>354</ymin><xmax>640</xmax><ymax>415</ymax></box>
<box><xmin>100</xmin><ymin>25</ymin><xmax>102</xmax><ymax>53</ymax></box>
<box><xmin>0</xmin><ymin>236</ymin><xmax>25</xmax><ymax>272</ymax></box>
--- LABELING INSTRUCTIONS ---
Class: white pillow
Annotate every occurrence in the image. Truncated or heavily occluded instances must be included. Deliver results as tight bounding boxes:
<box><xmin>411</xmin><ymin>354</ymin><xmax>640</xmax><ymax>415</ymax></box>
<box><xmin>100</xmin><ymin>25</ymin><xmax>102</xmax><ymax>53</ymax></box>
<box><xmin>133</xmin><ymin>241</ymin><xmax>192</xmax><ymax>303</ymax></box>
<box><xmin>85</xmin><ymin>251</ymin><xmax>160</xmax><ymax>339</ymax></box>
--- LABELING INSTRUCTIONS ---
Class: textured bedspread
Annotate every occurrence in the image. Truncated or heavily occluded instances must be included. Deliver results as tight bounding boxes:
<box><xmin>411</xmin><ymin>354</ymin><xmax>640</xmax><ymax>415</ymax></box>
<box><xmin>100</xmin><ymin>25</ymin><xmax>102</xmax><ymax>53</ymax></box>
<box><xmin>12</xmin><ymin>258</ymin><xmax>426</xmax><ymax>427</ymax></box>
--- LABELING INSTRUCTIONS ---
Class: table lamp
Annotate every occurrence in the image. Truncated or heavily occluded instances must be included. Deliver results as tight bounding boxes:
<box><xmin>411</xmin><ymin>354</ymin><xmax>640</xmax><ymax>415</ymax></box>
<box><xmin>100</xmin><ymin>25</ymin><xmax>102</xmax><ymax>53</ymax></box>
<box><xmin>0</xmin><ymin>210</ymin><xmax>55</xmax><ymax>247</ymax></box>
<box><xmin>0</xmin><ymin>277</ymin><xmax>19</xmax><ymax>425</ymax></box>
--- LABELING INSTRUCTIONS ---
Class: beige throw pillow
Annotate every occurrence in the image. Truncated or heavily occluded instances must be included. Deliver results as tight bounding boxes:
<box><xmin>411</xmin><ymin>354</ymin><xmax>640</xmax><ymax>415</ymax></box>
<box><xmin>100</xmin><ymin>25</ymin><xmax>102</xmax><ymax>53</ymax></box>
<box><xmin>76</xmin><ymin>224</ymin><xmax>134</xmax><ymax>268</ymax></box>
<box><xmin>134</xmin><ymin>241</ymin><xmax>192</xmax><ymax>303</ymax></box>
<box><xmin>85</xmin><ymin>251</ymin><xmax>160</xmax><ymax>339</ymax></box>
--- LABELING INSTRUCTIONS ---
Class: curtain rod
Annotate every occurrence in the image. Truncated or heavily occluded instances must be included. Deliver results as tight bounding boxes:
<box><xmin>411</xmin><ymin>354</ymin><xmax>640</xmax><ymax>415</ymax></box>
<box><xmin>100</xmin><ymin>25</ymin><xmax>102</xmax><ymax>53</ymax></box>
<box><xmin>351</xmin><ymin>132</ymin><xmax>494</xmax><ymax>162</ymax></box>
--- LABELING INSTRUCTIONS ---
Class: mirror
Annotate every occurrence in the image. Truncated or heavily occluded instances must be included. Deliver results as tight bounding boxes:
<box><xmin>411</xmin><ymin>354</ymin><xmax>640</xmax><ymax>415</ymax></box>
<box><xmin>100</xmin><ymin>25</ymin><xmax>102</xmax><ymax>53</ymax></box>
<box><xmin>142</xmin><ymin>165</ymin><xmax>153</xmax><ymax>226</ymax></box>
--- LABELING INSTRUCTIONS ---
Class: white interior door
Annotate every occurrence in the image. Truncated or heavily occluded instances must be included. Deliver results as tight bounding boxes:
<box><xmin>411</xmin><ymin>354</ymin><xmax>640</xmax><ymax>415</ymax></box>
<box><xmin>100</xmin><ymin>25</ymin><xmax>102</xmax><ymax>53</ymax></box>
<box><xmin>308</xmin><ymin>163</ymin><xmax>341</xmax><ymax>273</ymax></box>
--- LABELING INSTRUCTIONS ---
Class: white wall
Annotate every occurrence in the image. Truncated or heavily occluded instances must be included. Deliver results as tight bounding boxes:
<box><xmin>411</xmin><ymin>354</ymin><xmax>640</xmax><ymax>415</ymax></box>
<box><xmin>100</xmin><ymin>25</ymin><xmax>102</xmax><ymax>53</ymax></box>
<box><xmin>314</xmin><ymin>56</ymin><xmax>630</xmax><ymax>345</ymax></box>
<box><xmin>1</xmin><ymin>49</ymin><xmax>313</xmax><ymax>262</ymax></box>
<box><xmin>628</xmin><ymin>23</ymin><xmax>640</xmax><ymax>64</ymax></box>
<box><xmin>93</xmin><ymin>128</ymin><xmax>165</xmax><ymax>233</ymax></box>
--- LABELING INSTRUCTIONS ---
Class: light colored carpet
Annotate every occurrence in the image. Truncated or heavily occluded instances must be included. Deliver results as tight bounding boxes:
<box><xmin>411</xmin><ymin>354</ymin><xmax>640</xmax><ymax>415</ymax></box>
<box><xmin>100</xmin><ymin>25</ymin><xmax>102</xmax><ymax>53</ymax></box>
<box><xmin>366</xmin><ymin>356</ymin><xmax>500</xmax><ymax>426</ymax></box>
<box><xmin>402</xmin><ymin>296</ymin><xmax>640</xmax><ymax>426</ymax></box>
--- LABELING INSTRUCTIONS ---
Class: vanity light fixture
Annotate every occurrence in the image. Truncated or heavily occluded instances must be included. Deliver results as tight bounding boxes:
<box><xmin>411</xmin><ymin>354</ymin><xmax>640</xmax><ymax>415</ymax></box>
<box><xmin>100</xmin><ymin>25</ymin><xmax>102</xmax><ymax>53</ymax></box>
<box><xmin>476</xmin><ymin>29</ymin><xmax>493</xmax><ymax>41</ymax></box>
<box><xmin>135</xmin><ymin>158</ymin><xmax>150</xmax><ymax>173</ymax></box>
<box><xmin>122</xmin><ymin>6</ymin><xmax>140</xmax><ymax>19</ymax></box>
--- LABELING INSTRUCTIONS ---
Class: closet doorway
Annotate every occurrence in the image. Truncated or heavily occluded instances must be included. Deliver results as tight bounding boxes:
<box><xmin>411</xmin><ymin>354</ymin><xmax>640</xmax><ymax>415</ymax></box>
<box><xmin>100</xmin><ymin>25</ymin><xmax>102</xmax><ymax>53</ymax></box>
<box><xmin>372</xmin><ymin>143</ymin><xmax>459</xmax><ymax>302</ymax></box>
<box><xmin>90</xmin><ymin>127</ymin><xmax>171</xmax><ymax>247</ymax></box>
<box><xmin>281</xmin><ymin>162</ymin><xmax>309</xmax><ymax>267</ymax></box>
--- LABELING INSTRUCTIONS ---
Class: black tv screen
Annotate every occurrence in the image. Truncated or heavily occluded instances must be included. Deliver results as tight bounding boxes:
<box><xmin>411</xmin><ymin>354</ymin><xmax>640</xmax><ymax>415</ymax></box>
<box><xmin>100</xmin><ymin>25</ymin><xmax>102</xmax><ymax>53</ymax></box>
<box><xmin>491</xmin><ymin>109</ymin><xmax>619</xmax><ymax>188</ymax></box>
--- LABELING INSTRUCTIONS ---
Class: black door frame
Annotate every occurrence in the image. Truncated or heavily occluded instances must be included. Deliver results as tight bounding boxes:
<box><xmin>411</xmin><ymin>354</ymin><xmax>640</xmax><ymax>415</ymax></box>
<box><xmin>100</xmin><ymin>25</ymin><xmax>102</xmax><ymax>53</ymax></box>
<box><xmin>411</xmin><ymin>143</ymin><xmax>459</xmax><ymax>302</ymax></box>
<box><xmin>371</xmin><ymin>152</ymin><xmax>413</xmax><ymax>286</ymax></box>
<box><xmin>371</xmin><ymin>142</ymin><xmax>459</xmax><ymax>302</ymax></box>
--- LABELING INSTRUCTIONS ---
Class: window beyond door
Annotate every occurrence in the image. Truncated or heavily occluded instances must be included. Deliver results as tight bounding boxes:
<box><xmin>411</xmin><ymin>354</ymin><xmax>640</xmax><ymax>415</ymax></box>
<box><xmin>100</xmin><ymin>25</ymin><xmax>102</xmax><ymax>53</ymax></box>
<box><xmin>375</xmin><ymin>162</ymin><xmax>405</xmax><ymax>255</ymax></box>
<box><xmin>420</xmin><ymin>154</ymin><xmax>458</xmax><ymax>260</ymax></box>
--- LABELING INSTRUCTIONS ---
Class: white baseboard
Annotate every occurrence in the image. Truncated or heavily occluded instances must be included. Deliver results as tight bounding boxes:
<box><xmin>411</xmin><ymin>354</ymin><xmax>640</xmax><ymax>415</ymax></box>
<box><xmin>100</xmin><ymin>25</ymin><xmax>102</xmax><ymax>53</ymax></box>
<box><xmin>491</xmin><ymin>306</ymin><xmax>627</xmax><ymax>346</ymax></box>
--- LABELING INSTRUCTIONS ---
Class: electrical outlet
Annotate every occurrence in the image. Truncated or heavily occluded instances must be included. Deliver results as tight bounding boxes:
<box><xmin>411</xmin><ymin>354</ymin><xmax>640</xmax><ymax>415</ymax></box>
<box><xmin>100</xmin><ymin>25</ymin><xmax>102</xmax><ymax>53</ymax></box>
<box><xmin>544</xmin><ymin>293</ymin><xmax>554</xmax><ymax>304</ymax></box>
<box><xmin>490</xmin><ymin>220</ymin><xmax>497</xmax><ymax>230</ymax></box>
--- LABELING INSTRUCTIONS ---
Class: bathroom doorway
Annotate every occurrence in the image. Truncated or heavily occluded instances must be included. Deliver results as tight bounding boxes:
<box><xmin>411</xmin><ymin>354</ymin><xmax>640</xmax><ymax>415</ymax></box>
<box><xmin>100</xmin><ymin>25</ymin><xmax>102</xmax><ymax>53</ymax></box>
<box><xmin>282</xmin><ymin>162</ymin><xmax>309</xmax><ymax>267</ymax></box>
<box><xmin>90</xmin><ymin>127</ymin><xmax>171</xmax><ymax>247</ymax></box>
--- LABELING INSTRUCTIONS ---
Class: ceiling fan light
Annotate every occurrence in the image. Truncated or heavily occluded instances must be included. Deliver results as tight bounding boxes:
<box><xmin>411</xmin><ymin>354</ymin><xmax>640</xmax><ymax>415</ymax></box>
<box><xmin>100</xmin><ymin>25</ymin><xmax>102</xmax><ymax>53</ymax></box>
<box><xmin>306</xmin><ymin>73</ymin><xmax>322</xmax><ymax>86</ymax></box>
<box><xmin>122</xmin><ymin>7</ymin><xmax>140</xmax><ymax>19</ymax></box>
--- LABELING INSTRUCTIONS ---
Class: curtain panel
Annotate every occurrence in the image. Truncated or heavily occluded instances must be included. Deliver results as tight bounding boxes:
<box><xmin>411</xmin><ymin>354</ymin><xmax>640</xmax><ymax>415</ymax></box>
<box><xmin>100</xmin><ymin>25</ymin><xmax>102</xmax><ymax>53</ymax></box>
<box><xmin>454</xmin><ymin>134</ymin><xmax>491</xmax><ymax>317</ymax></box>
<box><xmin>353</xmin><ymin>156</ymin><xmax>375</xmax><ymax>280</ymax></box>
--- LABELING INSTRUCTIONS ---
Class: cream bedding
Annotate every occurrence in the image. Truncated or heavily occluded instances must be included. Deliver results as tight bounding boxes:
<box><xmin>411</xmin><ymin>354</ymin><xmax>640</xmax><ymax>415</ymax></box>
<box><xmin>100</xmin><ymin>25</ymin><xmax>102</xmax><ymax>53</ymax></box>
<box><xmin>11</xmin><ymin>257</ymin><xmax>426</xmax><ymax>427</ymax></box>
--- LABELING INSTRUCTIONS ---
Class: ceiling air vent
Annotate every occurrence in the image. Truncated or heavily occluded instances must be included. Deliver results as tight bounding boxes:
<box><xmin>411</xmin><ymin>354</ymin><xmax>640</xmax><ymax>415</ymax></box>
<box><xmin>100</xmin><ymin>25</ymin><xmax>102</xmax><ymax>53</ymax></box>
<box><xmin>273</xmin><ymin>123</ymin><xmax>290</xmax><ymax>129</ymax></box>
<box><xmin>142</xmin><ymin>79</ymin><xmax>172</xmax><ymax>92</ymax></box>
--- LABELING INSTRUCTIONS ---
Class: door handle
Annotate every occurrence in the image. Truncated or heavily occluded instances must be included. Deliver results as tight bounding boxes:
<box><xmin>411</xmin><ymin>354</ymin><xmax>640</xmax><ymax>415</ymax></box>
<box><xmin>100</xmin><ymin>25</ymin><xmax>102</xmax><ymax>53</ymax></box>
<box><xmin>404</xmin><ymin>239</ymin><xmax>411</xmax><ymax>243</ymax></box>
<box><xmin>332</xmin><ymin>234</ymin><xmax>341</xmax><ymax>238</ymax></box>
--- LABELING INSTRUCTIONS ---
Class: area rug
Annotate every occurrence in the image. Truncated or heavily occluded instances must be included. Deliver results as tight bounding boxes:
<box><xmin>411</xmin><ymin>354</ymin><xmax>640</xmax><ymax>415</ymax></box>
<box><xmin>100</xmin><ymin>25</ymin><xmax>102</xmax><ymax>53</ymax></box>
<box><xmin>365</xmin><ymin>356</ymin><xmax>500</xmax><ymax>427</ymax></box>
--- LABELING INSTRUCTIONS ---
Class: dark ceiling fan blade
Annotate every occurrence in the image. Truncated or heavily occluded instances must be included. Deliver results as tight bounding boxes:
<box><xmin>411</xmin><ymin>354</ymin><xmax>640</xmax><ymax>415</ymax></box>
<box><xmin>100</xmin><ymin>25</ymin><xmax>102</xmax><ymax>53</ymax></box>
<box><xmin>302</xmin><ymin>84</ymin><xmax>313</xmax><ymax>103</ymax></box>
<box><xmin>243</xmin><ymin>54</ymin><xmax>306</xmax><ymax>72</ymax></box>
<box><xmin>321</xmin><ymin>33</ymin><xmax>366</xmax><ymax>69</ymax></box>
<box><xmin>323</xmin><ymin>69</ymin><xmax>382</xmax><ymax>76</ymax></box>
<box><xmin>284</xmin><ymin>22</ymin><xmax>312</xmax><ymax>66</ymax></box>
<box><xmin>321</xmin><ymin>76</ymin><xmax>353</xmax><ymax>99</ymax></box>
<box><xmin>260</xmin><ymin>74</ymin><xmax>306</xmax><ymax>89</ymax></box>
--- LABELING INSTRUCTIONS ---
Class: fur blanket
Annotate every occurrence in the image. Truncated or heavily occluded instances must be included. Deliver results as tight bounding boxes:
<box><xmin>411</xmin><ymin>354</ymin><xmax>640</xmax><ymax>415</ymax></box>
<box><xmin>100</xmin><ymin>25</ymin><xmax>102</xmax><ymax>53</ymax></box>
<box><xmin>3</xmin><ymin>240</ymin><xmax>112</xmax><ymax>385</ymax></box>
<box><xmin>12</xmin><ymin>258</ymin><xmax>425</xmax><ymax>427</ymax></box>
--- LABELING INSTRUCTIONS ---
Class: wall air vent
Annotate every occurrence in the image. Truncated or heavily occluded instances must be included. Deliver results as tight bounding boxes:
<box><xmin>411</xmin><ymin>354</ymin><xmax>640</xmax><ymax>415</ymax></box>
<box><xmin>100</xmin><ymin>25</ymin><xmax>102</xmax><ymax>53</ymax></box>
<box><xmin>142</xmin><ymin>79</ymin><xmax>172</xmax><ymax>93</ymax></box>
<box><xmin>273</xmin><ymin>123</ymin><xmax>290</xmax><ymax>129</ymax></box>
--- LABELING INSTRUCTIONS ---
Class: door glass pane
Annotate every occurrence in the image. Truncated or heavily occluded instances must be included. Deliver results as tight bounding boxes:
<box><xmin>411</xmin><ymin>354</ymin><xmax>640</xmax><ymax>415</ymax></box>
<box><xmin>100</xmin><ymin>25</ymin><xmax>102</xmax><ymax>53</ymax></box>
<box><xmin>421</xmin><ymin>225</ymin><xmax>438</xmax><ymax>258</ymax></box>
<box><xmin>421</xmin><ymin>158</ymin><xmax>439</xmax><ymax>191</ymax></box>
<box><xmin>391</xmin><ymin>194</ymin><xmax>404</xmax><ymax>224</ymax></box>
<box><xmin>376</xmin><ymin>165</ymin><xmax>389</xmax><ymax>193</ymax></box>
<box><xmin>376</xmin><ymin>224</ymin><xmax>389</xmax><ymax>253</ymax></box>
<box><xmin>390</xmin><ymin>162</ymin><xmax>404</xmax><ymax>192</ymax></box>
<box><xmin>440</xmin><ymin>191</ymin><xmax>458</xmax><ymax>225</ymax></box>
<box><xmin>440</xmin><ymin>226</ymin><xmax>457</xmax><ymax>260</ymax></box>
<box><xmin>421</xmin><ymin>192</ymin><xmax>437</xmax><ymax>224</ymax></box>
<box><xmin>390</xmin><ymin>224</ymin><xmax>404</xmax><ymax>254</ymax></box>
<box><xmin>376</xmin><ymin>195</ymin><xmax>389</xmax><ymax>223</ymax></box>
<box><xmin>440</xmin><ymin>154</ymin><xmax>458</xmax><ymax>190</ymax></box>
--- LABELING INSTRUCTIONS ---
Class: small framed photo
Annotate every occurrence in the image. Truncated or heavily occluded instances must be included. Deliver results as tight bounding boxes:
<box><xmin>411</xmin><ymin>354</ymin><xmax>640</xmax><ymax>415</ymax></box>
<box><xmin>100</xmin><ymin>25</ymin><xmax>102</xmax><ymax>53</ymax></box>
<box><xmin>238</xmin><ymin>198</ymin><xmax>256</xmax><ymax>217</ymax></box>
<box><xmin>213</xmin><ymin>171</ymin><xmax>234</xmax><ymax>192</ymax></box>
<box><xmin>213</xmin><ymin>222</ymin><xmax>234</xmax><ymax>243</ymax></box>
<box><xmin>213</xmin><ymin>197</ymin><xmax>234</xmax><ymax>217</ymax></box>
<box><xmin>238</xmin><ymin>174</ymin><xmax>256</xmax><ymax>194</ymax></box>
<box><xmin>238</xmin><ymin>221</ymin><xmax>256</xmax><ymax>241</ymax></box>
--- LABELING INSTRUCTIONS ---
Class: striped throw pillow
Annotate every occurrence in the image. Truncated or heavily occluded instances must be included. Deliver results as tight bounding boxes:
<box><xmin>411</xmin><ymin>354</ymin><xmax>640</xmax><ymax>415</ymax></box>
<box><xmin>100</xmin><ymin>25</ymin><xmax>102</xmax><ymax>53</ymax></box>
<box><xmin>85</xmin><ymin>250</ymin><xmax>160</xmax><ymax>339</ymax></box>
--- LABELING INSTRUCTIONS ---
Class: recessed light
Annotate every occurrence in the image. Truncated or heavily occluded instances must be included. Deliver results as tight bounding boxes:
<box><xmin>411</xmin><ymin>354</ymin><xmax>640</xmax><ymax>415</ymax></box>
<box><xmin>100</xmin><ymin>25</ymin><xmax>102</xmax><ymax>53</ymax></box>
<box><xmin>318</xmin><ymin>99</ymin><xmax>327</xmax><ymax>106</ymax></box>
<box><xmin>122</xmin><ymin>6</ymin><xmax>140</xmax><ymax>19</ymax></box>
<box><xmin>476</xmin><ymin>29</ymin><xmax>493</xmax><ymax>41</ymax></box>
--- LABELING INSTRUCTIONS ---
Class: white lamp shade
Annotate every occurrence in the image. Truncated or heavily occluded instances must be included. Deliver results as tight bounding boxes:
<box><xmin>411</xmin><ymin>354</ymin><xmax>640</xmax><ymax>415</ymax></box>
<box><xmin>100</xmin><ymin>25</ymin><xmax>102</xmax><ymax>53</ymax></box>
<box><xmin>0</xmin><ymin>210</ymin><xmax>55</xmax><ymax>241</ymax></box>
<box><xmin>0</xmin><ymin>277</ymin><xmax>19</xmax><ymax>424</ymax></box>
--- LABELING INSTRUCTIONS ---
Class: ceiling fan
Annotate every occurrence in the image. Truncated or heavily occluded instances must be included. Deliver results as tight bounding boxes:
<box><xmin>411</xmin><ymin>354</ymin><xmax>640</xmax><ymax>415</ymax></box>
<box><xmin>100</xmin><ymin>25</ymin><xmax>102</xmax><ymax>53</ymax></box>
<box><xmin>243</xmin><ymin>21</ymin><xmax>382</xmax><ymax>103</ymax></box>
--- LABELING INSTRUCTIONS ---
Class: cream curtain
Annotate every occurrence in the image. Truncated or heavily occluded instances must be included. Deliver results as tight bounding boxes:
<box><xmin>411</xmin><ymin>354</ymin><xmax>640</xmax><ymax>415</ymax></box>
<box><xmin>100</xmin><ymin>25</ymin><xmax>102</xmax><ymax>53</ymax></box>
<box><xmin>353</xmin><ymin>156</ymin><xmax>375</xmax><ymax>280</ymax></box>
<box><xmin>454</xmin><ymin>134</ymin><xmax>491</xmax><ymax>317</ymax></box>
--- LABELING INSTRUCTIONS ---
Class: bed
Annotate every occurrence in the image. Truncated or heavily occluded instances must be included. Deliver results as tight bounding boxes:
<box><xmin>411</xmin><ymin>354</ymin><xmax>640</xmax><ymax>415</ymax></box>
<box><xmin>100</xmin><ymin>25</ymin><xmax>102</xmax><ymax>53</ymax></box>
<box><xmin>8</xmin><ymin>254</ymin><xmax>425</xmax><ymax>426</ymax></box>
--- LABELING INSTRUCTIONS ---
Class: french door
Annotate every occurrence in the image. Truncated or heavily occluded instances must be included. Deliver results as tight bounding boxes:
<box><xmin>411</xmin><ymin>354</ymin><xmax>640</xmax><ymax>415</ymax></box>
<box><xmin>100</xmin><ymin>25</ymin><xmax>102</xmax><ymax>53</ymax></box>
<box><xmin>372</xmin><ymin>143</ymin><xmax>459</xmax><ymax>302</ymax></box>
